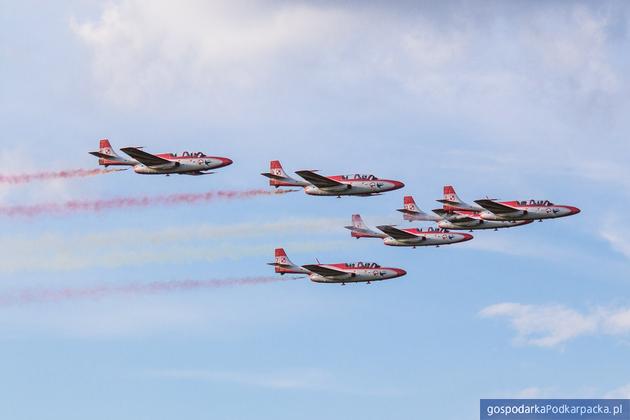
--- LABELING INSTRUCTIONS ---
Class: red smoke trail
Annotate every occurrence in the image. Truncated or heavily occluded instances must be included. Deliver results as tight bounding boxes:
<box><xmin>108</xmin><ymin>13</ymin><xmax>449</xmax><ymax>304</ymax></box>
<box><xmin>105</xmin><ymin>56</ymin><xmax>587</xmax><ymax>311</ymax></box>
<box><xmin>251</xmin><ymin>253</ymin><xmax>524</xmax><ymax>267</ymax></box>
<box><xmin>0</xmin><ymin>277</ymin><xmax>293</xmax><ymax>307</ymax></box>
<box><xmin>0</xmin><ymin>189</ymin><xmax>297</xmax><ymax>217</ymax></box>
<box><xmin>0</xmin><ymin>168</ymin><xmax>126</xmax><ymax>185</ymax></box>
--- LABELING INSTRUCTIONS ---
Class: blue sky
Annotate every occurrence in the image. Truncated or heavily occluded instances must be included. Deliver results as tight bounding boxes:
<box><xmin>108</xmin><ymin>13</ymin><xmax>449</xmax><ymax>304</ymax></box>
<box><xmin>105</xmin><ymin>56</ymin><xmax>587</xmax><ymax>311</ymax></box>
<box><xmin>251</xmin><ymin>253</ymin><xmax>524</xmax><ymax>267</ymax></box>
<box><xmin>1</xmin><ymin>1</ymin><xmax>630</xmax><ymax>419</ymax></box>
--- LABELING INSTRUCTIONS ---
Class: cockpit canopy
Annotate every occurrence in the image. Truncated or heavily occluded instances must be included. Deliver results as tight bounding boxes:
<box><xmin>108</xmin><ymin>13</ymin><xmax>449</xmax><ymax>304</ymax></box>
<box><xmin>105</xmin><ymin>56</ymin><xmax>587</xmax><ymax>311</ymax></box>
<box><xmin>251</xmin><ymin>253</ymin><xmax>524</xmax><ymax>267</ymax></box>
<box><xmin>518</xmin><ymin>199</ymin><xmax>554</xmax><ymax>206</ymax></box>
<box><xmin>424</xmin><ymin>227</ymin><xmax>447</xmax><ymax>232</ymax></box>
<box><xmin>345</xmin><ymin>262</ymin><xmax>381</xmax><ymax>268</ymax></box>
<box><xmin>340</xmin><ymin>174</ymin><xmax>377</xmax><ymax>181</ymax></box>
<box><xmin>167</xmin><ymin>151</ymin><xmax>207</xmax><ymax>158</ymax></box>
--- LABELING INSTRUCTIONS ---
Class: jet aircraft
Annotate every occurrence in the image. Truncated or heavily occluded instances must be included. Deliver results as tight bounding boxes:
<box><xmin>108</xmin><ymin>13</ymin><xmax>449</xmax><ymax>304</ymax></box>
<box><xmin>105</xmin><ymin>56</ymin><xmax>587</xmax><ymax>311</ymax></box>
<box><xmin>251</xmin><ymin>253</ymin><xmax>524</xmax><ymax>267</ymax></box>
<box><xmin>345</xmin><ymin>214</ymin><xmax>473</xmax><ymax>247</ymax></box>
<box><xmin>398</xmin><ymin>195</ymin><xmax>532</xmax><ymax>231</ymax></box>
<box><xmin>261</xmin><ymin>160</ymin><xmax>404</xmax><ymax>197</ymax></box>
<box><xmin>269</xmin><ymin>248</ymin><xmax>406</xmax><ymax>285</ymax></box>
<box><xmin>89</xmin><ymin>139</ymin><xmax>233</xmax><ymax>176</ymax></box>
<box><xmin>433</xmin><ymin>185</ymin><xmax>580</xmax><ymax>222</ymax></box>
<box><xmin>474</xmin><ymin>198</ymin><xmax>581</xmax><ymax>221</ymax></box>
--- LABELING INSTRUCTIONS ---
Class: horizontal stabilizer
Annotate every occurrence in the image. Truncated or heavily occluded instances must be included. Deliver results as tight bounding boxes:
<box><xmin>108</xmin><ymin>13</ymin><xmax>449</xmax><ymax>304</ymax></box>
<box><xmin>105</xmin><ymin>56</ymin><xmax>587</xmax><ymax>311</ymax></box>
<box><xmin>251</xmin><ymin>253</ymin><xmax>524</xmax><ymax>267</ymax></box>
<box><xmin>261</xmin><ymin>172</ymin><xmax>286</xmax><ymax>180</ymax></box>
<box><xmin>89</xmin><ymin>151</ymin><xmax>116</xmax><ymax>159</ymax></box>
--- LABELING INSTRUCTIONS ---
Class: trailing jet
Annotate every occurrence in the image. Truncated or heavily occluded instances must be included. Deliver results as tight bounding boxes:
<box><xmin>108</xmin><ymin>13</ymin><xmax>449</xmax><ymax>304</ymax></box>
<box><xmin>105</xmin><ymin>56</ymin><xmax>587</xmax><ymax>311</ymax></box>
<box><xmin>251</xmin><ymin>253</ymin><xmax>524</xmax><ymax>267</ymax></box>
<box><xmin>398</xmin><ymin>196</ymin><xmax>532</xmax><ymax>231</ymax></box>
<box><xmin>474</xmin><ymin>198</ymin><xmax>581</xmax><ymax>222</ymax></box>
<box><xmin>345</xmin><ymin>214</ymin><xmax>473</xmax><ymax>247</ymax></box>
<box><xmin>89</xmin><ymin>139</ymin><xmax>233</xmax><ymax>176</ymax></box>
<box><xmin>269</xmin><ymin>248</ymin><xmax>406</xmax><ymax>285</ymax></box>
<box><xmin>261</xmin><ymin>160</ymin><xmax>404</xmax><ymax>197</ymax></box>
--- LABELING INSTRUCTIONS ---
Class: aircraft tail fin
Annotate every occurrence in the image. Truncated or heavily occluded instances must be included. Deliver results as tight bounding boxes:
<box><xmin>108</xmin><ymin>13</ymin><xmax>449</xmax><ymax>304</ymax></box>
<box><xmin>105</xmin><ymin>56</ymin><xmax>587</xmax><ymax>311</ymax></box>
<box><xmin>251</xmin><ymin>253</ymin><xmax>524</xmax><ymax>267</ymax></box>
<box><xmin>89</xmin><ymin>139</ymin><xmax>134</xmax><ymax>166</ymax></box>
<box><xmin>344</xmin><ymin>214</ymin><xmax>386</xmax><ymax>239</ymax></box>
<box><xmin>268</xmin><ymin>248</ymin><xmax>307</xmax><ymax>274</ymax></box>
<box><xmin>397</xmin><ymin>196</ymin><xmax>440</xmax><ymax>222</ymax></box>
<box><xmin>261</xmin><ymin>160</ymin><xmax>309</xmax><ymax>188</ymax></box>
<box><xmin>436</xmin><ymin>185</ymin><xmax>481</xmax><ymax>211</ymax></box>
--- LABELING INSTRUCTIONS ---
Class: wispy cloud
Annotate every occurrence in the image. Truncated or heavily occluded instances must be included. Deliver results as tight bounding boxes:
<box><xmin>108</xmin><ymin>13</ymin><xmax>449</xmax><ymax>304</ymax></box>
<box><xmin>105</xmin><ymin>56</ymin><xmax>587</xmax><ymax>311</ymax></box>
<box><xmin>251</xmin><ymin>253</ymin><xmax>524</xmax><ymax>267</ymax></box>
<box><xmin>605</xmin><ymin>384</ymin><xmax>630</xmax><ymax>398</ymax></box>
<box><xmin>600</xmin><ymin>222</ymin><xmax>630</xmax><ymax>260</ymax></box>
<box><xmin>151</xmin><ymin>368</ymin><xmax>334</xmax><ymax>391</ymax></box>
<box><xmin>149</xmin><ymin>368</ymin><xmax>407</xmax><ymax>397</ymax></box>
<box><xmin>464</xmin><ymin>234</ymin><xmax>576</xmax><ymax>262</ymax></box>
<box><xmin>480</xmin><ymin>302</ymin><xmax>630</xmax><ymax>348</ymax></box>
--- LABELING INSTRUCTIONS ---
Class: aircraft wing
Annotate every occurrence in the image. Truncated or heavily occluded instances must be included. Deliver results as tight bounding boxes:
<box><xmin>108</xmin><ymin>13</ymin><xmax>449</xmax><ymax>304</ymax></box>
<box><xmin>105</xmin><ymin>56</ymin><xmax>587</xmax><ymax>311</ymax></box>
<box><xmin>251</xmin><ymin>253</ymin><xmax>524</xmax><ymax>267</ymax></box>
<box><xmin>376</xmin><ymin>225</ymin><xmax>418</xmax><ymax>240</ymax></box>
<box><xmin>474</xmin><ymin>199</ymin><xmax>520</xmax><ymax>214</ymax></box>
<box><xmin>120</xmin><ymin>147</ymin><xmax>174</xmax><ymax>167</ymax></box>
<box><xmin>295</xmin><ymin>170</ymin><xmax>344</xmax><ymax>188</ymax></box>
<box><xmin>301</xmin><ymin>264</ymin><xmax>348</xmax><ymax>277</ymax></box>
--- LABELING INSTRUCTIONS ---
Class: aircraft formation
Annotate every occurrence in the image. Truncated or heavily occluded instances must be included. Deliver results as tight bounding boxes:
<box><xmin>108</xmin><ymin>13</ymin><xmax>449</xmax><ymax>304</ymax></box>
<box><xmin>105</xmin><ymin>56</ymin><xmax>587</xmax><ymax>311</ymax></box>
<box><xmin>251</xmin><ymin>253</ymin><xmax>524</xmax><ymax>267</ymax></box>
<box><xmin>88</xmin><ymin>140</ymin><xmax>581</xmax><ymax>286</ymax></box>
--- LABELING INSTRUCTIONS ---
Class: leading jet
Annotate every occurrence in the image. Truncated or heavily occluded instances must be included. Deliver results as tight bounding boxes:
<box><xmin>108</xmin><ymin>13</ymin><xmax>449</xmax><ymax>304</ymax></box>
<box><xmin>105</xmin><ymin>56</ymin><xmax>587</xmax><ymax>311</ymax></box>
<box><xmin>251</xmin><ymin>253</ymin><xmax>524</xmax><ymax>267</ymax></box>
<box><xmin>89</xmin><ymin>139</ymin><xmax>233</xmax><ymax>176</ymax></box>
<box><xmin>261</xmin><ymin>160</ymin><xmax>404</xmax><ymax>197</ymax></box>
<box><xmin>474</xmin><ymin>198</ymin><xmax>581</xmax><ymax>222</ymax></box>
<box><xmin>345</xmin><ymin>214</ymin><xmax>473</xmax><ymax>248</ymax></box>
<box><xmin>434</xmin><ymin>185</ymin><xmax>580</xmax><ymax>222</ymax></box>
<box><xmin>398</xmin><ymin>195</ymin><xmax>532</xmax><ymax>231</ymax></box>
<box><xmin>269</xmin><ymin>248</ymin><xmax>406</xmax><ymax>285</ymax></box>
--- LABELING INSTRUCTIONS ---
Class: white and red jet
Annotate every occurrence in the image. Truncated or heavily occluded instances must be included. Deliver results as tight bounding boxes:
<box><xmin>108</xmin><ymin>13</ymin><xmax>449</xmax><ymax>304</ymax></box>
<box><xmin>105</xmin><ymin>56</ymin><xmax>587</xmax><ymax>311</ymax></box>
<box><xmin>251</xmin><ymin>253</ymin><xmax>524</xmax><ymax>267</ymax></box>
<box><xmin>434</xmin><ymin>185</ymin><xmax>581</xmax><ymax>222</ymax></box>
<box><xmin>474</xmin><ymin>198</ymin><xmax>581</xmax><ymax>222</ymax></box>
<box><xmin>345</xmin><ymin>214</ymin><xmax>473</xmax><ymax>248</ymax></box>
<box><xmin>398</xmin><ymin>194</ymin><xmax>532</xmax><ymax>231</ymax></box>
<box><xmin>89</xmin><ymin>139</ymin><xmax>233</xmax><ymax>176</ymax></box>
<box><xmin>261</xmin><ymin>160</ymin><xmax>404</xmax><ymax>197</ymax></box>
<box><xmin>269</xmin><ymin>248</ymin><xmax>406</xmax><ymax>285</ymax></box>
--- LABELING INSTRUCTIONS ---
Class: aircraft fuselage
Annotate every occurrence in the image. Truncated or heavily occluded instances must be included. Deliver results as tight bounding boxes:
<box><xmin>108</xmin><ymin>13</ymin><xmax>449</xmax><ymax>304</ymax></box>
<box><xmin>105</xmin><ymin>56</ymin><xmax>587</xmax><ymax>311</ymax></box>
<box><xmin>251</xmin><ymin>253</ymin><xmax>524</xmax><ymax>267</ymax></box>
<box><xmin>307</xmin><ymin>264</ymin><xmax>406</xmax><ymax>283</ymax></box>
<box><xmin>133</xmin><ymin>156</ymin><xmax>233</xmax><ymax>175</ymax></box>
<box><xmin>382</xmin><ymin>231</ymin><xmax>473</xmax><ymax>247</ymax></box>
<box><xmin>304</xmin><ymin>178</ymin><xmax>404</xmax><ymax>196</ymax></box>
<box><xmin>480</xmin><ymin>202</ymin><xmax>580</xmax><ymax>221</ymax></box>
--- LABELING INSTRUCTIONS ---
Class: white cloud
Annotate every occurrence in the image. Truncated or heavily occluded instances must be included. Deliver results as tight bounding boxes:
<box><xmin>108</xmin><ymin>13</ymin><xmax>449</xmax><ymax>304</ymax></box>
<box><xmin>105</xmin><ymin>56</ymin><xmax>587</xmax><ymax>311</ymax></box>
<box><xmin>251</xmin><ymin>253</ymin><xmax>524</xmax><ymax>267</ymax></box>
<box><xmin>71</xmin><ymin>0</ymin><xmax>352</xmax><ymax>107</ymax></box>
<box><xmin>71</xmin><ymin>1</ymin><xmax>628</xmax><ymax>116</ymax></box>
<box><xmin>69</xmin><ymin>1</ymin><xmax>630</xmax><ymax>198</ymax></box>
<box><xmin>480</xmin><ymin>302</ymin><xmax>598</xmax><ymax>347</ymax></box>
<box><xmin>605</xmin><ymin>383</ymin><xmax>630</xmax><ymax>398</ymax></box>
<box><xmin>481</xmin><ymin>303</ymin><xmax>630</xmax><ymax>347</ymax></box>
<box><xmin>600</xmin><ymin>223</ymin><xmax>630</xmax><ymax>259</ymax></box>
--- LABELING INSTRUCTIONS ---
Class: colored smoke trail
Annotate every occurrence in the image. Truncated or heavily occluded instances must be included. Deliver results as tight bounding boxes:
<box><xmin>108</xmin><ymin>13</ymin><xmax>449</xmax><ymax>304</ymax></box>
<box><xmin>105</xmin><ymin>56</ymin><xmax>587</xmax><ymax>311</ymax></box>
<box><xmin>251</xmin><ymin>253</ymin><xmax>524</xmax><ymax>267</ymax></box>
<box><xmin>0</xmin><ymin>168</ymin><xmax>126</xmax><ymax>184</ymax></box>
<box><xmin>0</xmin><ymin>189</ymin><xmax>297</xmax><ymax>217</ymax></box>
<box><xmin>0</xmin><ymin>277</ymin><xmax>292</xmax><ymax>307</ymax></box>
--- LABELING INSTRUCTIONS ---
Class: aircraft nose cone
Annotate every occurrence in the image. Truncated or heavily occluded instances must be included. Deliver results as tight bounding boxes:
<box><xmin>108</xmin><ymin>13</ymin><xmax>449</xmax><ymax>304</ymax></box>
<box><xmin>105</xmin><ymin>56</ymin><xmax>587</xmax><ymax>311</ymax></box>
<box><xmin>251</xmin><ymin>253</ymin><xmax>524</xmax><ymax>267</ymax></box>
<box><xmin>221</xmin><ymin>157</ymin><xmax>233</xmax><ymax>167</ymax></box>
<box><xmin>567</xmin><ymin>206</ymin><xmax>581</xmax><ymax>215</ymax></box>
<box><xmin>393</xmin><ymin>268</ymin><xmax>407</xmax><ymax>277</ymax></box>
<box><xmin>462</xmin><ymin>233</ymin><xmax>474</xmax><ymax>241</ymax></box>
<box><xmin>392</xmin><ymin>180</ymin><xmax>405</xmax><ymax>190</ymax></box>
